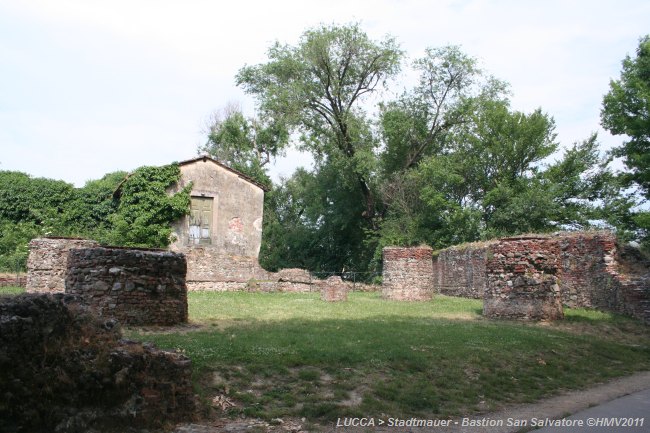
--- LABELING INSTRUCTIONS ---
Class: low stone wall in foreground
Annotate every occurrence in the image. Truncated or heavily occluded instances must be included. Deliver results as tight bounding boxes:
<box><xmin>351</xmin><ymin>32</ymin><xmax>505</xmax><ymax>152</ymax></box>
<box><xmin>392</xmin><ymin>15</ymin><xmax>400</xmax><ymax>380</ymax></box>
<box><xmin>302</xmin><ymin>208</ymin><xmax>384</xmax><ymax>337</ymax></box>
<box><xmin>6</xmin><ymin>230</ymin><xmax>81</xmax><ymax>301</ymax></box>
<box><xmin>0</xmin><ymin>294</ymin><xmax>195</xmax><ymax>432</ymax></box>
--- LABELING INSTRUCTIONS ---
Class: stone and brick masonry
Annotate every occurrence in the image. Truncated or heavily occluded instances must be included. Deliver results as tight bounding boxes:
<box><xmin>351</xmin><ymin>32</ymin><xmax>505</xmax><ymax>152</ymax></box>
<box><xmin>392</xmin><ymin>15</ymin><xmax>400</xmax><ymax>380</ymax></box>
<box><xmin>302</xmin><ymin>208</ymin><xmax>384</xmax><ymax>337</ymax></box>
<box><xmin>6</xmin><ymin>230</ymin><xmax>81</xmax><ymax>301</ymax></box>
<box><xmin>0</xmin><ymin>273</ymin><xmax>26</xmax><ymax>288</ymax></box>
<box><xmin>425</xmin><ymin>232</ymin><xmax>650</xmax><ymax>323</ymax></box>
<box><xmin>433</xmin><ymin>242</ymin><xmax>492</xmax><ymax>299</ymax></box>
<box><xmin>382</xmin><ymin>246</ymin><xmax>435</xmax><ymax>301</ymax></box>
<box><xmin>0</xmin><ymin>294</ymin><xmax>195</xmax><ymax>432</ymax></box>
<box><xmin>65</xmin><ymin>246</ymin><xmax>188</xmax><ymax>326</ymax></box>
<box><xmin>26</xmin><ymin>237</ymin><xmax>99</xmax><ymax>293</ymax></box>
<box><xmin>319</xmin><ymin>276</ymin><xmax>349</xmax><ymax>302</ymax></box>
<box><xmin>178</xmin><ymin>246</ymin><xmax>270</xmax><ymax>291</ymax></box>
<box><xmin>483</xmin><ymin>237</ymin><xmax>564</xmax><ymax>321</ymax></box>
<box><xmin>180</xmin><ymin>246</ymin><xmax>377</xmax><ymax>293</ymax></box>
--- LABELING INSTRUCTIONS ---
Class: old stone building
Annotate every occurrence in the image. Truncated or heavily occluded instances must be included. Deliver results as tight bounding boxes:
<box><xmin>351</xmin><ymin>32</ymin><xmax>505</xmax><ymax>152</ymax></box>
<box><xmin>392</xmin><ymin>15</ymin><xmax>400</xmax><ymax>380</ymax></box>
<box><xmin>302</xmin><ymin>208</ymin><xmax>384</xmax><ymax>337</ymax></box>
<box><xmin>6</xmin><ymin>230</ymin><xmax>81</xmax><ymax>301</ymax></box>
<box><xmin>170</xmin><ymin>156</ymin><xmax>268</xmax><ymax>255</ymax></box>
<box><xmin>169</xmin><ymin>156</ymin><xmax>270</xmax><ymax>290</ymax></box>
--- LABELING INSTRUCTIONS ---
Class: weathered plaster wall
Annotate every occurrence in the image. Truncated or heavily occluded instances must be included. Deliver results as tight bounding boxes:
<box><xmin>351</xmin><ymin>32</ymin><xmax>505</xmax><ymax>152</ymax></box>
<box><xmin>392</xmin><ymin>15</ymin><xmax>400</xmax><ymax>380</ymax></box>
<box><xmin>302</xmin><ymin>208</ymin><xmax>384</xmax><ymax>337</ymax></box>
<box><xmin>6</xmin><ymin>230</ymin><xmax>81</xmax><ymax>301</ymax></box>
<box><xmin>65</xmin><ymin>247</ymin><xmax>188</xmax><ymax>326</ymax></box>
<box><xmin>484</xmin><ymin>237</ymin><xmax>564</xmax><ymax>321</ymax></box>
<box><xmin>0</xmin><ymin>294</ymin><xmax>195</xmax><ymax>432</ymax></box>
<box><xmin>170</xmin><ymin>157</ymin><xmax>265</xmax><ymax>258</ymax></box>
<box><xmin>433</xmin><ymin>243</ymin><xmax>493</xmax><ymax>299</ymax></box>
<box><xmin>26</xmin><ymin>237</ymin><xmax>99</xmax><ymax>293</ymax></box>
<box><xmin>382</xmin><ymin>246</ymin><xmax>435</xmax><ymax>301</ymax></box>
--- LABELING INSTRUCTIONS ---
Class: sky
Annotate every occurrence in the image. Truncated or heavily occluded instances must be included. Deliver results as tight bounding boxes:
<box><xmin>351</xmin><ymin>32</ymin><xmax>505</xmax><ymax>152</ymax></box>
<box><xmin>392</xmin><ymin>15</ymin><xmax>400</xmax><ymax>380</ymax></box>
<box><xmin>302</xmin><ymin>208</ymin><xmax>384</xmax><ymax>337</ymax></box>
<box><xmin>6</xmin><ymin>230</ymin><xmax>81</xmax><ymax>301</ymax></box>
<box><xmin>1</xmin><ymin>0</ymin><xmax>649</xmax><ymax>187</ymax></box>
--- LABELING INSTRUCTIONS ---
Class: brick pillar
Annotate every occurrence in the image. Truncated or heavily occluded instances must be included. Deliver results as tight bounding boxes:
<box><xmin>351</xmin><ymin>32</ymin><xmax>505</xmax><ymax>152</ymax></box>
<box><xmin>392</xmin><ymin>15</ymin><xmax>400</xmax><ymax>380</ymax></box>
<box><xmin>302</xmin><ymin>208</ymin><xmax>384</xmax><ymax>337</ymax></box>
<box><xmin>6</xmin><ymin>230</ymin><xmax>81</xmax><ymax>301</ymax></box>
<box><xmin>382</xmin><ymin>246</ymin><xmax>434</xmax><ymax>301</ymax></box>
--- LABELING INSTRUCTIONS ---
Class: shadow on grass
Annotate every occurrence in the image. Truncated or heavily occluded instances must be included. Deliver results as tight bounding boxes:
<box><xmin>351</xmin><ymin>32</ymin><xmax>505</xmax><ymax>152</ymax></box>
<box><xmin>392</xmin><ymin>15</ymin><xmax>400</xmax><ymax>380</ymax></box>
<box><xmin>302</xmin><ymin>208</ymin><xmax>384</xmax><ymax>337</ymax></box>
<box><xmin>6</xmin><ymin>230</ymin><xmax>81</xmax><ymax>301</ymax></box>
<box><xmin>128</xmin><ymin>314</ymin><xmax>650</xmax><ymax>422</ymax></box>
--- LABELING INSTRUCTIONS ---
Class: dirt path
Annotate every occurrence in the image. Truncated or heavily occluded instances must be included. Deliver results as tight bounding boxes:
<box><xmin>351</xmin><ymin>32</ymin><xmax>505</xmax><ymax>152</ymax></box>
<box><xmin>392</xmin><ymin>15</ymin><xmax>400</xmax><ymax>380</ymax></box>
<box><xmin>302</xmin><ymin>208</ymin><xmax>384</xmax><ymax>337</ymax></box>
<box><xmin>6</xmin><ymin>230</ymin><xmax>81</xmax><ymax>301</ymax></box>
<box><xmin>173</xmin><ymin>371</ymin><xmax>650</xmax><ymax>433</ymax></box>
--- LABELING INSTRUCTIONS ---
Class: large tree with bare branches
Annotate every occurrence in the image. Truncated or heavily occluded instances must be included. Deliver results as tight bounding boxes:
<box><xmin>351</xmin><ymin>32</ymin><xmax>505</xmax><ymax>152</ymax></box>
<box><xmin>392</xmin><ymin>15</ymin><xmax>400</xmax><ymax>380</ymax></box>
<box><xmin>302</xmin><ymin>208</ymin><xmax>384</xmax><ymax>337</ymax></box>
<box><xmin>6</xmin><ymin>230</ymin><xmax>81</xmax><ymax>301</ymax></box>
<box><xmin>236</xmin><ymin>23</ymin><xmax>403</xmax><ymax>223</ymax></box>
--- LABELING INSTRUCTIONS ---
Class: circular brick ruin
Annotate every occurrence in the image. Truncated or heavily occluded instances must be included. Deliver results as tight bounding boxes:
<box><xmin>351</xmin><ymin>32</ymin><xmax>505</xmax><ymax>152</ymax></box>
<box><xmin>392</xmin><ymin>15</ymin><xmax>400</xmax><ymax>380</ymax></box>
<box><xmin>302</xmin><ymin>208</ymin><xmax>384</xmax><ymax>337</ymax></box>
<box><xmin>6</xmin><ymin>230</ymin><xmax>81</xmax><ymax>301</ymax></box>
<box><xmin>484</xmin><ymin>237</ymin><xmax>564</xmax><ymax>321</ymax></box>
<box><xmin>65</xmin><ymin>247</ymin><xmax>188</xmax><ymax>326</ymax></box>
<box><xmin>382</xmin><ymin>246</ymin><xmax>435</xmax><ymax>301</ymax></box>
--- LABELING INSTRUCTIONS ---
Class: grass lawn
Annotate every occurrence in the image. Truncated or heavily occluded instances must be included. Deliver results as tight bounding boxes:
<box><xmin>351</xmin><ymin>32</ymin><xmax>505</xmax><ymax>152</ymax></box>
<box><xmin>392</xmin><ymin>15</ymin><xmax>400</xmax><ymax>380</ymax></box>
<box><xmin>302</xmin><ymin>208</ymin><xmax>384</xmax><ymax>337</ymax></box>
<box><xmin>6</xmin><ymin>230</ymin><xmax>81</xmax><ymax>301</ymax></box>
<box><xmin>0</xmin><ymin>286</ymin><xmax>25</xmax><ymax>296</ymax></box>
<box><xmin>125</xmin><ymin>291</ymin><xmax>650</xmax><ymax>423</ymax></box>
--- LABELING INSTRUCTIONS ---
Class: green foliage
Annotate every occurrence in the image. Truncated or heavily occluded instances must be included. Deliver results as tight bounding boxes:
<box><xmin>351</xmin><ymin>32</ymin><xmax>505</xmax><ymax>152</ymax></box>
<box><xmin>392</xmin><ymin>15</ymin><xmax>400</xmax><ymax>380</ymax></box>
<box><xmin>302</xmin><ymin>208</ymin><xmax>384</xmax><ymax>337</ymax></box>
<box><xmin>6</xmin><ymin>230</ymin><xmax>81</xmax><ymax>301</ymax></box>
<box><xmin>378</xmin><ymin>99</ymin><xmax>569</xmax><ymax>250</ymax></box>
<box><xmin>200</xmin><ymin>103</ymin><xmax>287</xmax><ymax>187</ymax></box>
<box><xmin>0</xmin><ymin>171</ymin><xmax>80</xmax><ymax>271</ymax></box>
<box><xmin>237</xmin><ymin>22</ymin><xmax>403</xmax><ymax>221</ymax></box>
<box><xmin>0</xmin><ymin>171</ymin><xmax>77</xmax><ymax>234</ymax></box>
<box><xmin>259</xmin><ymin>166</ymin><xmax>373</xmax><ymax>273</ymax></box>
<box><xmin>0</xmin><ymin>166</ymin><xmax>190</xmax><ymax>270</ymax></box>
<box><xmin>69</xmin><ymin>171</ymin><xmax>128</xmax><ymax>240</ymax></box>
<box><xmin>600</xmin><ymin>35</ymin><xmax>650</xmax><ymax>251</ymax></box>
<box><xmin>601</xmin><ymin>35</ymin><xmax>650</xmax><ymax>199</ymax></box>
<box><xmin>0</xmin><ymin>221</ymin><xmax>41</xmax><ymax>271</ymax></box>
<box><xmin>245</xmin><ymin>24</ymin><xmax>635</xmax><ymax>273</ymax></box>
<box><xmin>108</xmin><ymin>164</ymin><xmax>190</xmax><ymax>248</ymax></box>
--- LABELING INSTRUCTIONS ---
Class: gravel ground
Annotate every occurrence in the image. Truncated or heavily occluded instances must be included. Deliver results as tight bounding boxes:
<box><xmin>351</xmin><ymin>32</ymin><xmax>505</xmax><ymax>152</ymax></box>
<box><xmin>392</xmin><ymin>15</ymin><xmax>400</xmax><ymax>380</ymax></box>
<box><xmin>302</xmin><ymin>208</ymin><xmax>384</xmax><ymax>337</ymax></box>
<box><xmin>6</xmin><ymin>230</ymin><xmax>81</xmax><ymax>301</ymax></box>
<box><xmin>172</xmin><ymin>371</ymin><xmax>650</xmax><ymax>433</ymax></box>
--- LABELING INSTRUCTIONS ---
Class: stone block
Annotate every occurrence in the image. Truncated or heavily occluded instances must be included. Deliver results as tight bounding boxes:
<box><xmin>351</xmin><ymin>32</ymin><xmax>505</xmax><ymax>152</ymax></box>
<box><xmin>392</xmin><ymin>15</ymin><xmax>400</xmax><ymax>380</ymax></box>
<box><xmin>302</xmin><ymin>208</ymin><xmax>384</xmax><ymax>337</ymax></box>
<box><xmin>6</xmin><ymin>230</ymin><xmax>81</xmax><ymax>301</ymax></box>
<box><xmin>319</xmin><ymin>276</ymin><xmax>349</xmax><ymax>302</ymax></box>
<box><xmin>0</xmin><ymin>294</ymin><xmax>195</xmax><ymax>432</ymax></box>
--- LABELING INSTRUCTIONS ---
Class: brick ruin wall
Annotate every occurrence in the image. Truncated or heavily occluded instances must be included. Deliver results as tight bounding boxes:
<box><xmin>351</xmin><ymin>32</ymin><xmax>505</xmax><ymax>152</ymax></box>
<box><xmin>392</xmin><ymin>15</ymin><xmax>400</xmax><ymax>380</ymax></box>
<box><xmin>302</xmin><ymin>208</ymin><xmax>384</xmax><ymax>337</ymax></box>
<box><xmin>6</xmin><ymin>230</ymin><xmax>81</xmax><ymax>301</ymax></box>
<box><xmin>382</xmin><ymin>246</ymin><xmax>435</xmax><ymax>301</ymax></box>
<box><xmin>0</xmin><ymin>273</ymin><xmax>26</xmax><ymax>288</ymax></box>
<box><xmin>27</xmin><ymin>240</ymin><xmax>377</xmax><ymax>303</ymax></box>
<box><xmin>26</xmin><ymin>237</ymin><xmax>99</xmax><ymax>293</ymax></box>
<box><xmin>426</xmin><ymin>232</ymin><xmax>650</xmax><ymax>323</ymax></box>
<box><xmin>556</xmin><ymin>234</ymin><xmax>650</xmax><ymax>324</ymax></box>
<box><xmin>179</xmin><ymin>246</ymin><xmax>377</xmax><ymax>293</ymax></box>
<box><xmin>484</xmin><ymin>237</ymin><xmax>564</xmax><ymax>321</ymax></box>
<box><xmin>433</xmin><ymin>243</ymin><xmax>493</xmax><ymax>299</ymax></box>
<box><xmin>65</xmin><ymin>247</ymin><xmax>188</xmax><ymax>326</ymax></box>
<box><xmin>0</xmin><ymin>294</ymin><xmax>195</xmax><ymax>432</ymax></box>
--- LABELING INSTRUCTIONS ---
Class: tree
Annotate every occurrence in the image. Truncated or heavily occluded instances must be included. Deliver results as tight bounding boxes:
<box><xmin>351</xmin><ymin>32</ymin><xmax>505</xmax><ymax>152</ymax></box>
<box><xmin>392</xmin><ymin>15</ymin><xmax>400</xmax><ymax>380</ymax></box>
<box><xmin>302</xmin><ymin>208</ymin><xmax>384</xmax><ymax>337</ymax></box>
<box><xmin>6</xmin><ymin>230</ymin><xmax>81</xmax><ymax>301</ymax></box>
<box><xmin>0</xmin><ymin>171</ymin><xmax>77</xmax><ymax>234</ymax></box>
<box><xmin>601</xmin><ymin>35</ymin><xmax>650</xmax><ymax>198</ymax></box>
<box><xmin>200</xmin><ymin>102</ymin><xmax>288</xmax><ymax>187</ymax></box>
<box><xmin>376</xmin><ymin>101</ymin><xmax>611</xmax><ymax>253</ymax></box>
<box><xmin>237</xmin><ymin>23</ymin><xmax>403</xmax><ymax>222</ymax></box>
<box><xmin>67</xmin><ymin>171</ymin><xmax>128</xmax><ymax>241</ymax></box>
<box><xmin>601</xmin><ymin>35</ymin><xmax>650</xmax><ymax>251</ymax></box>
<box><xmin>380</xmin><ymin>46</ymin><xmax>508</xmax><ymax>175</ymax></box>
